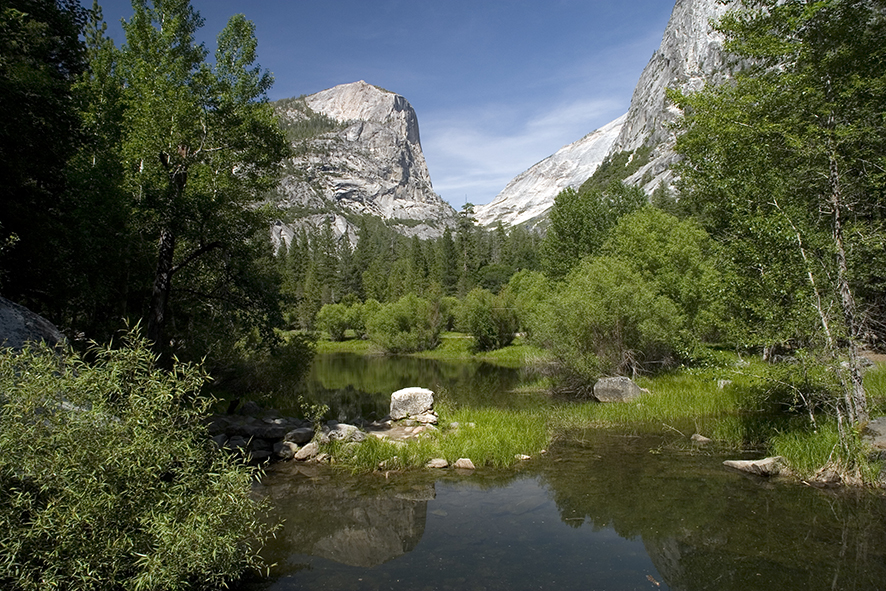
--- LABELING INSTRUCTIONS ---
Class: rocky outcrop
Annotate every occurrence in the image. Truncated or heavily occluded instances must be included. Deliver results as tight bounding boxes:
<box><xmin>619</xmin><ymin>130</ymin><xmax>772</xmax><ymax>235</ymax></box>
<box><xmin>273</xmin><ymin>81</ymin><xmax>456</xmax><ymax>242</ymax></box>
<box><xmin>608</xmin><ymin>0</ymin><xmax>733</xmax><ymax>192</ymax></box>
<box><xmin>477</xmin><ymin>0</ymin><xmax>735</xmax><ymax>227</ymax></box>
<box><xmin>0</xmin><ymin>296</ymin><xmax>65</xmax><ymax>350</ymax></box>
<box><xmin>474</xmin><ymin>115</ymin><xmax>625</xmax><ymax>228</ymax></box>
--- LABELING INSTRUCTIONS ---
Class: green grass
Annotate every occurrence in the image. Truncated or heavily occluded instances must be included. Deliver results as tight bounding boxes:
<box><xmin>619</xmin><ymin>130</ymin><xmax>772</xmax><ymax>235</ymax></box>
<box><xmin>324</xmin><ymin>406</ymin><xmax>551</xmax><ymax>472</ymax></box>
<box><xmin>412</xmin><ymin>333</ymin><xmax>552</xmax><ymax>368</ymax></box>
<box><xmin>314</xmin><ymin>336</ymin><xmax>380</xmax><ymax>355</ymax></box>
<box><xmin>315</xmin><ymin>331</ymin><xmax>553</xmax><ymax>368</ymax></box>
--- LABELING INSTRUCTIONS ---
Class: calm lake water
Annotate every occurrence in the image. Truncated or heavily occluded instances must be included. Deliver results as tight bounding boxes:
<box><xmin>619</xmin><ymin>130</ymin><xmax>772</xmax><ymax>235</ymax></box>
<box><xmin>238</xmin><ymin>354</ymin><xmax>886</xmax><ymax>591</ymax></box>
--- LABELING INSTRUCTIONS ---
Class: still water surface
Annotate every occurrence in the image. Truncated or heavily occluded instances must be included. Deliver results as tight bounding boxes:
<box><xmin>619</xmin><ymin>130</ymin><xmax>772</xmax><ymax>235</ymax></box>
<box><xmin>240</xmin><ymin>354</ymin><xmax>886</xmax><ymax>591</ymax></box>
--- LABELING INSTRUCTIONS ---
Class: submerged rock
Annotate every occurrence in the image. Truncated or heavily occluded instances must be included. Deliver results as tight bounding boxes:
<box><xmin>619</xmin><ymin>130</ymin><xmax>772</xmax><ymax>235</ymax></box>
<box><xmin>723</xmin><ymin>456</ymin><xmax>785</xmax><ymax>477</ymax></box>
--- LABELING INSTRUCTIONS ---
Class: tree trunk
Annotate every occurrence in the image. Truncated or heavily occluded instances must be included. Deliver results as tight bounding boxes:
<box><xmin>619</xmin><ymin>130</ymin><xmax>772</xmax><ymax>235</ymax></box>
<box><xmin>146</xmin><ymin>226</ymin><xmax>175</xmax><ymax>348</ymax></box>
<box><xmin>829</xmin><ymin>150</ymin><xmax>868</xmax><ymax>425</ymax></box>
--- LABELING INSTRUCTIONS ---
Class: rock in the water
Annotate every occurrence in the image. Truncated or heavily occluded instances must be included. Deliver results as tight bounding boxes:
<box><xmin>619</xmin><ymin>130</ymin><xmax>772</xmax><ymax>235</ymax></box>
<box><xmin>0</xmin><ymin>296</ymin><xmax>66</xmax><ymax>350</ymax></box>
<box><xmin>426</xmin><ymin>458</ymin><xmax>449</xmax><ymax>469</ymax></box>
<box><xmin>294</xmin><ymin>441</ymin><xmax>320</xmax><ymax>461</ymax></box>
<box><xmin>249</xmin><ymin>450</ymin><xmax>272</xmax><ymax>464</ymax></box>
<box><xmin>390</xmin><ymin>387</ymin><xmax>435</xmax><ymax>420</ymax></box>
<box><xmin>273</xmin><ymin>441</ymin><xmax>299</xmax><ymax>460</ymax></box>
<box><xmin>723</xmin><ymin>456</ymin><xmax>785</xmax><ymax>477</ymax></box>
<box><xmin>691</xmin><ymin>434</ymin><xmax>712</xmax><ymax>445</ymax></box>
<box><xmin>285</xmin><ymin>427</ymin><xmax>315</xmax><ymax>444</ymax></box>
<box><xmin>453</xmin><ymin>458</ymin><xmax>475</xmax><ymax>470</ymax></box>
<box><xmin>593</xmin><ymin>377</ymin><xmax>643</xmax><ymax>403</ymax></box>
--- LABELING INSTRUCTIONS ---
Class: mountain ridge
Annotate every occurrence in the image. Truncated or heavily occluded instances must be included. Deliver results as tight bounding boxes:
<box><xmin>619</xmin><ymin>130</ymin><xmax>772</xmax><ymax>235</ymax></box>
<box><xmin>271</xmin><ymin>81</ymin><xmax>456</xmax><ymax>247</ymax></box>
<box><xmin>476</xmin><ymin>0</ymin><xmax>734</xmax><ymax>228</ymax></box>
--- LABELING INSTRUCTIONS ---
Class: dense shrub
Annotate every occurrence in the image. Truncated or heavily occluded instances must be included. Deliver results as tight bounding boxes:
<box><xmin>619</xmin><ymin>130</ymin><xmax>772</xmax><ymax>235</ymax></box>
<box><xmin>0</xmin><ymin>335</ymin><xmax>272</xmax><ymax>591</ymax></box>
<box><xmin>459</xmin><ymin>288</ymin><xmax>518</xmax><ymax>352</ymax></box>
<box><xmin>366</xmin><ymin>294</ymin><xmax>441</xmax><ymax>353</ymax></box>
<box><xmin>500</xmin><ymin>270</ymin><xmax>552</xmax><ymax>338</ymax></box>
<box><xmin>535</xmin><ymin>256</ymin><xmax>686</xmax><ymax>378</ymax></box>
<box><xmin>315</xmin><ymin>302</ymin><xmax>350</xmax><ymax>341</ymax></box>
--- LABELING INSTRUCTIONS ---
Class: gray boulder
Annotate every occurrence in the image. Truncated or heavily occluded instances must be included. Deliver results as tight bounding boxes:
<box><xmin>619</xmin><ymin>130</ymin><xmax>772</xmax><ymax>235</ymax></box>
<box><xmin>0</xmin><ymin>296</ymin><xmax>65</xmax><ymax>350</ymax></box>
<box><xmin>453</xmin><ymin>458</ymin><xmax>475</xmax><ymax>470</ymax></box>
<box><xmin>325</xmin><ymin>422</ymin><xmax>362</xmax><ymax>442</ymax></box>
<box><xmin>593</xmin><ymin>377</ymin><xmax>643</xmax><ymax>403</ymax></box>
<box><xmin>294</xmin><ymin>441</ymin><xmax>320</xmax><ymax>461</ymax></box>
<box><xmin>285</xmin><ymin>427</ymin><xmax>316</xmax><ymax>445</ymax></box>
<box><xmin>723</xmin><ymin>456</ymin><xmax>785</xmax><ymax>477</ymax></box>
<box><xmin>274</xmin><ymin>441</ymin><xmax>299</xmax><ymax>460</ymax></box>
<box><xmin>863</xmin><ymin>417</ymin><xmax>886</xmax><ymax>455</ymax></box>
<box><xmin>390</xmin><ymin>387</ymin><xmax>434</xmax><ymax>420</ymax></box>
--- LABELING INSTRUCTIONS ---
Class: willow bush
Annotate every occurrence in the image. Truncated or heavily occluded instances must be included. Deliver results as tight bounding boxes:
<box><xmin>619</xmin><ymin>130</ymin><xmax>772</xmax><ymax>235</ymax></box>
<box><xmin>0</xmin><ymin>334</ymin><xmax>272</xmax><ymax>591</ymax></box>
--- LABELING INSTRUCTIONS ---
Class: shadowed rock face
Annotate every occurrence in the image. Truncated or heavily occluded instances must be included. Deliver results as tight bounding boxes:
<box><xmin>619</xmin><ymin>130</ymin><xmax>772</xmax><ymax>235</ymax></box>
<box><xmin>0</xmin><ymin>296</ymin><xmax>65</xmax><ymax>350</ymax></box>
<box><xmin>273</xmin><ymin>81</ymin><xmax>456</xmax><ymax>243</ymax></box>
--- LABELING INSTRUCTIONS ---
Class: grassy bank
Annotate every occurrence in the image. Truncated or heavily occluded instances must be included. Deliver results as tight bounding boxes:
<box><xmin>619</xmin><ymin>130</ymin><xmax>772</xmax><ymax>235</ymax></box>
<box><xmin>311</xmin><ymin>345</ymin><xmax>885</xmax><ymax>485</ymax></box>
<box><xmin>313</xmin><ymin>331</ymin><xmax>553</xmax><ymax>368</ymax></box>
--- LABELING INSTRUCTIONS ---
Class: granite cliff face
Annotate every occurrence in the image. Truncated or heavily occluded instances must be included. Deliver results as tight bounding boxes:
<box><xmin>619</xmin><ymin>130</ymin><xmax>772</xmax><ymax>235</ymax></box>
<box><xmin>272</xmin><ymin>81</ymin><xmax>456</xmax><ymax>244</ymax></box>
<box><xmin>611</xmin><ymin>0</ymin><xmax>732</xmax><ymax>191</ymax></box>
<box><xmin>477</xmin><ymin>0</ymin><xmax>733</xmax><ymax>227</ymax></box>
<box><xmin>474</xmin><ymin>115</ymin><xmax>625</xmax><ymax>228</ymax></box>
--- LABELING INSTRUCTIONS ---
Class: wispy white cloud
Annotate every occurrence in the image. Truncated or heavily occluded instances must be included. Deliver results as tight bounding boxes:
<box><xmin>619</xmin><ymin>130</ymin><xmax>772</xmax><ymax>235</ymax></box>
<box><xmin>424</xmin><ymin>95</ymin><xmax>625</xmax><ymax>207</ymax></box>
<box><xmin>422</xmin><ymin>26</ymin><xmax>667</xmax><ymax>208</ymax></box>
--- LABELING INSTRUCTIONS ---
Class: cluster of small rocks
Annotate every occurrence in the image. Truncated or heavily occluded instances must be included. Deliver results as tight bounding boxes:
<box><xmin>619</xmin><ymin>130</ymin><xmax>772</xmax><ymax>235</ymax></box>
<box><xmin>208</xmin><ymin>387</ymin><xmax>446</xmax><ymax>466</ymax></box>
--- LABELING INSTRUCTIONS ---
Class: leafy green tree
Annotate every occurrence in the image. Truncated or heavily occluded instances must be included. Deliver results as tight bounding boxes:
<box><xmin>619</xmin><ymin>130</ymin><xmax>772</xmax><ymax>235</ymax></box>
<box><xmin>602</xmin><ymin>207</ymin><xmax>724</xmax><ymax>341</ymax></box>
<box><xmin>541</xmin><ymin>181</ymin><xmax>647</xmax><ymax>279</ymax></box>
<box><xmin>673</xmin><ymin>0</ymin><xmax>886</xmax><ymax>426</ymax></box>
<box><xmin>316</xmin><ymin>302</ymin><xmax>350</xmax><ymax>341</ymax></box>
<box><xmin>536</xmin><ymin>256</ymin><xmax>686</xmax><ymax>379</ymax></box>
<box><xmin>459</xmin><ymin>287</ymin><xmax>518</xmax><ymax>352</ymax></box>
<box><xmin>117</xmin><ymin>1</ymin><xmax>290</xmax><ymax>349</ymax></box>
<box><xmin>436</xmin><ymin>227</ymin><xmax>458</xmax><ymax>295</ymax></box>
<box><xmin>366</xmin><ymin>293</ymin><xmax>441</xmax><ymax>353</ymax></box>
<box><xmin>0</xmin><ymin>334</ymin><xmax>272</xmax><ymax>591</ymax></box>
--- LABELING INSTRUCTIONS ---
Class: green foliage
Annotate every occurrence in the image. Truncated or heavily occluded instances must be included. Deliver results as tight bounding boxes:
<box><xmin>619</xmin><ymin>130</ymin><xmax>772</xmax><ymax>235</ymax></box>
<box><xmin>577</xmin><ymin>145</ymin><xmax>652</xmax><ymax>194</ymax></box>
<box><xmin>602</xmin><ymin>206</ymin><xmax>725</xmax><ymax>340</ymax></box>
<box><xmin>272</xmin><ymin>95</ymin><xmax>345</xmax><ymax>145</ymax></box>
<box><xmin>535</xmin><ymin>256</ymin><xmax>686</xmax><ymax>379</ymax></box>
<box><xmin>458</xmin><ymin>288</ymin><xmax>518</xmax><ymax>352</ymax></box>
<box><xmin>316</xmin><ymin>303</ymin><xmax>350</xmax><ymax>341</ymax></box>
<box><xmin>366</xmin><ymin>293</ymin><xmax>441</xmax><ymax>353</ymax></box>
<box><xmin>0</xmin><ymin>334</ymin><xmax>272</xmax><ymax>591</ymax></box>
<box><xmin>541</xmin><ymin>181</ymin><xmax>647</xmax><ymax>279</ymax></box>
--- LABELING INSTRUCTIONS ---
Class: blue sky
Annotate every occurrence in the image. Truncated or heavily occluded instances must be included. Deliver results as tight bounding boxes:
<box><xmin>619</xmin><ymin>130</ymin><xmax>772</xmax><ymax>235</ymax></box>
<box><xmin>90</xmin><ymin>1</ymin><xmax>675</xmax><ymax>207</ymax></box>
